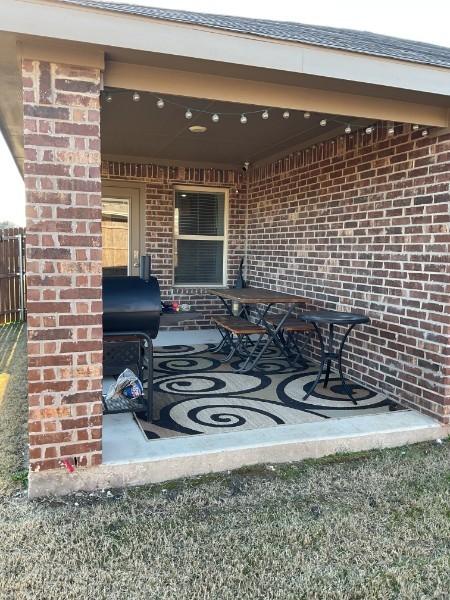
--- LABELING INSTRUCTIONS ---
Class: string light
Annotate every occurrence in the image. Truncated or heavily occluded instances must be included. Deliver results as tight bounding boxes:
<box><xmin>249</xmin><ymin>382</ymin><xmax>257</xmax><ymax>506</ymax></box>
<box><xmin>101</xmin><ymin>91</ymin><xmax>420</xmax><ymax>140</ymax></box>
<box><xmin>422</xmin><ymin>129</ymin><xmax>428</xmax><ymax>136</ymax></box>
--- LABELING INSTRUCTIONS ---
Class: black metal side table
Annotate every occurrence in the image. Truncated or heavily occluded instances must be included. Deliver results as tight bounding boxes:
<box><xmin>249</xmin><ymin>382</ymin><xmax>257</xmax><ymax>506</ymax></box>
<box><xmin>300</xmin><ymin>310</ymin><xmax>369</xmax><ymax>404</ymax></box>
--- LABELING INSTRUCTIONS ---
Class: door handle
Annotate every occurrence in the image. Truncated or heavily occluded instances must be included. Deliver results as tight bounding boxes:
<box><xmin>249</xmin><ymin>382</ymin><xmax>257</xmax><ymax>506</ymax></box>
<box><xmin>133</xmin><ymin>249</ymin><xmax>139</xmax><ymax>268</ymax></box>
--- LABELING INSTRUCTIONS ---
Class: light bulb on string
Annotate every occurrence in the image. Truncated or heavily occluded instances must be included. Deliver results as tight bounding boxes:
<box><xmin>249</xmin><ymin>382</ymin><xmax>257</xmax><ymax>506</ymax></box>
<box><xmin>412</xmin><ymin>124</ymin><xmax>420</xmax><ymax>131</ymax></box>
<box><xmin>344</xmin><ymin>125</ymin><xmax>351</xmax><ymax>134</ymax></box>
<box><xmin>185</xmin><ymin>109</ymin><xmax>193</xmax><ymax>119</ymax></box>
<box><xmin>156</xmin><ymin>98</ymin><xmax>165</xmax><ymax>109</ymax></box>
<box><xmin>282</xmin><ymin>111</ymin><xmax>290</xmax><ymax>119</ymax></box>
<box><xmin>211</xmin><ymin>113</ymin><xmax>220</xmax><ymax>123</ymax></box>
<box><xmin>365</xmin><ymin>126</ymin><xmax>374</xmax><ymax>134</ymax></box>
<box><xmin>388</xmin><ymin>125</ymin><xmax>395</xmax><ymax>135</ymax></box>
<box><xmin>132</xmin><ymin>91</ymin><xmax>140</xmax><ymax>102</ymax></box>
<box><xmin>422</xmin><ymin>129</ymin><xmax>428</xmax><ymax>136</ymax></box>
<box><xmin>303</xmin><ymin>112</ymin><xmax>311</xmax><ymax>119</ymax></box>
<box><xmin>261</xmin><ymin>110</ymin><xmax>269</xmax><ymax>120</ymax></box>
<box><xmin>240</xmin><ymin>114</ymin><xmax>248</xmax><ymax>124</ymax></box>
<box><xmin>320</xmin><ymin>119</ymin><xmax>327</xmax><ymax>127</ymax></box>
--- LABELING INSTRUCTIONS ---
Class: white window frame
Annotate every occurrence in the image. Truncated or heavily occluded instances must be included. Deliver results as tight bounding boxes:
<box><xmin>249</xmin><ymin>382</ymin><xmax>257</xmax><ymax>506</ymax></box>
<box><xmin>173</xmin><ymin>185</ymin><xmax>229</xmax><ymax>288</ymax></box>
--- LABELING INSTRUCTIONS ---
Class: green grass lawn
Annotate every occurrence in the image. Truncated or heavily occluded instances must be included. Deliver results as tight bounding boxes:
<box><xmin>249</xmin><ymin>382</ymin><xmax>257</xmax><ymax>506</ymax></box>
<box><xmin>0</xmin><ymin>324</ymin><xmax>449</xmax><ymax>599</ymax></box>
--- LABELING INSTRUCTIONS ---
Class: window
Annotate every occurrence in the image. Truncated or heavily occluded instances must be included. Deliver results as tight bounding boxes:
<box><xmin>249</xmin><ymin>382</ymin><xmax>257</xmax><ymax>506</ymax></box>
<box><xmin>174</xmin><ymin>188</ymin><xmax>227</xmax><ymax>286</ymax></box>
<box><xmin>102</xmin><ymin>197</ymin><xmax>129</xmax><ymax>277</ymax></box>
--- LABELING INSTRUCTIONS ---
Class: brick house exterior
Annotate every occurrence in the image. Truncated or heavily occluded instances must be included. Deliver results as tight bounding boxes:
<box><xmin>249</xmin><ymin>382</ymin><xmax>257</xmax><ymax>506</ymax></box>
<box><xmin>1</xmin><ymin>0</ymin><xmax>450</xmax><ymax>493</ymax></box>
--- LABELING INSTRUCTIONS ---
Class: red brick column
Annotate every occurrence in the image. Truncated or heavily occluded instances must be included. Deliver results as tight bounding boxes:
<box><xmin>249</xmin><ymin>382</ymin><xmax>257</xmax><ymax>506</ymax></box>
<box><xmin>23</xmin><ymin>59</ymin><xmax>103</xmax><ymax>472</ymax></box>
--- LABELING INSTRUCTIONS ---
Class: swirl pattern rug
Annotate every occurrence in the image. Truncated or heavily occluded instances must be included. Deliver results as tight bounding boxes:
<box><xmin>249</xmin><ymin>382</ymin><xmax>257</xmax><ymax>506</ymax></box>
<box><xmin>105</xmin><ymin>343</ymin><xmax>395</xmax><ymax>441</ymax></box>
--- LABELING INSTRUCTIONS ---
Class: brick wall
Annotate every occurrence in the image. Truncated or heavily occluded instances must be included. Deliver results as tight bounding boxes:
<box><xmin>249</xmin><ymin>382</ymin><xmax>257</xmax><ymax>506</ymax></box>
<box><xmin>247</xmin><ymin>124</ymin><xmax>450</xmax><ymax>424</ymax></box>
<box><xmin>101</xmin><ymin>161</ymin><xmax>247</xmax><ymax>328</ymax></box>
<box><xmin>23</xmin><ymin>59</ymin><xmax>103</xmax><ymax>472</ymax></box>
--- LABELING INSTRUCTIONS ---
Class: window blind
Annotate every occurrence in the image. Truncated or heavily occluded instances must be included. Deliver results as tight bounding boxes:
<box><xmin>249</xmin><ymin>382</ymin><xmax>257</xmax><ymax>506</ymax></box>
<box><xmin>174</xmin><ymin>190</ymin><xmax>226</xmax><ymax>286</ymax></box>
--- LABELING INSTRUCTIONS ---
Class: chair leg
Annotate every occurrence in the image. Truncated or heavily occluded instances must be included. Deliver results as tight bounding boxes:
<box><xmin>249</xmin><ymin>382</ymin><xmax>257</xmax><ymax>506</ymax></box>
<box><xmin>211</xmin><ymin>327</ymin><xmax>229</xmax><ymax>353</ymax></box>
<box><xmin>219</xmin><ymin>333</ymin><xmax>239</xmax><ymax>363</ymax></box>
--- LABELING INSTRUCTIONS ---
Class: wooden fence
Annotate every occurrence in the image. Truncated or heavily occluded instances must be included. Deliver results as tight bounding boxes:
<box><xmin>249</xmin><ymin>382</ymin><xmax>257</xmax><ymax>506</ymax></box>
<box><xmin>0</xmin><ymin>227</ymin><xmax>26</xmax><ymax>325</ymax></box>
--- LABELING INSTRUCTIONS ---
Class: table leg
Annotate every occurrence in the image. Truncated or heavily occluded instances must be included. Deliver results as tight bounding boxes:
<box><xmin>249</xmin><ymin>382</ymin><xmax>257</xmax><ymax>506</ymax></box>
<box><xmin>237</xmin><ymin>303</ymin><xmax>295</xmax><ymax>372</ymax></box>
<box><xmin>337</xmin><ymin>323</ymin><xmax>358</xmax><ymax>405</ymax></box>
<box><xmin>323</xmin><ymin>323</ymin><xmax>334</xmax><ymax>388</ymax></box>
<box><xmin>302</xmin><ymin>323</ymin><xmax>327</xmax><ymax>401</ymax></box>
<box><xmin>302</xmin><ymin>322</ymin><xmax>359</xmax><ymax>405</ymax></box>
<box><xmin>211</xmin><ymin>327</ymin><xmax>229</xmax><ymax>353</ymax></box>
<box><xmin>210</xmin><ymin>296</ymin><xmax>234</xmax><ymax>353</ymax></box>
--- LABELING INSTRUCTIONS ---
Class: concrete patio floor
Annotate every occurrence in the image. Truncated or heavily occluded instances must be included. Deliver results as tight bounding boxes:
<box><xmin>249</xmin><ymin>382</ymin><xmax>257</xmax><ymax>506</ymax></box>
<box><xmin>28</xmin><ymin>328</ymin><xmax>449</xmax><ymax>497</ymax></box>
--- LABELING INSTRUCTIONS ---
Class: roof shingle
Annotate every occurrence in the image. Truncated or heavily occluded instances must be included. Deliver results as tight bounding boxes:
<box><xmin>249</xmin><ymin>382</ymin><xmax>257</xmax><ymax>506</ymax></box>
<box><xmin>60</xmin><ymin>0</ymin><xmax>450</xmax><ymax>69</ymax></box>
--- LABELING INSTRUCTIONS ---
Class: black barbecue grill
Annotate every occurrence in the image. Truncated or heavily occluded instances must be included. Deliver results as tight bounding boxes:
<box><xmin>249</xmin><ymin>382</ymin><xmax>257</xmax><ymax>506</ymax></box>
<box><xmin>102</xmin><ymin>258</ymin><xmax>161</xmax><ymax>422</ymax></box>
<box><xmin>103</xmin><ymin>276</ymin><xmax>161</xmax><ymax>339</ymax></box>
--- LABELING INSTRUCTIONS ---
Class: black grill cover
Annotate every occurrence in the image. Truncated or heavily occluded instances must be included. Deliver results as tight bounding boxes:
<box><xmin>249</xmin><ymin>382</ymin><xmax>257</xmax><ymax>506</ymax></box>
<box><xmin>102</xmin><ymin>276</ymin><xmax>161</xmax><ymax>339</ymax></box>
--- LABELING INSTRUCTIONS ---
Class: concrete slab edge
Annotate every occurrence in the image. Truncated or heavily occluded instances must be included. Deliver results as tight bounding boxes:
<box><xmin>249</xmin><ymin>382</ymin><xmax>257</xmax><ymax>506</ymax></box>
<box><xmin>28</xmin><ymin>419</ymin><xmax>447</xmax><ymax>498</ymax></box>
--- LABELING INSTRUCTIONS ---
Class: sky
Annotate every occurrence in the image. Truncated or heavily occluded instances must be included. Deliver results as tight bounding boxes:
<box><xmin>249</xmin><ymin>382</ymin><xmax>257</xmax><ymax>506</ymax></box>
<box><xmin>1</xmin><ymin>0</ymin><xmax>449</xmax><ymax>226</ymax></box>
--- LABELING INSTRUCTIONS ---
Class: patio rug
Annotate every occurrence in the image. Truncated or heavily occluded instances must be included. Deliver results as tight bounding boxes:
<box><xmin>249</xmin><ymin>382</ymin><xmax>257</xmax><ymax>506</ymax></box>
<box><xmin>125</xmin><ymin>343</ymin><xmax>396</xmax><ymax>440</ymax></box>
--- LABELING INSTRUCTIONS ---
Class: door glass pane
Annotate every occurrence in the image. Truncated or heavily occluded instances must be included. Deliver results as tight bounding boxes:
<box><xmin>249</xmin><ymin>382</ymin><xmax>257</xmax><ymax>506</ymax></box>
<box><xmin>102</xmin><ymin>198</ymin><xmax>129</xmax><ymax>277</ymax></box>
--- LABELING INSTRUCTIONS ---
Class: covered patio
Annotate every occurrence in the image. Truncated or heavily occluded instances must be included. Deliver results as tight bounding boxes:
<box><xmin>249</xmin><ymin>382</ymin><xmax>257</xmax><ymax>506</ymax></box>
<box><xmin>92</xmin><ymin>81</ymin><xmax>445</xmax><ymax>484</ymax></box>
<box><xmin>1</xmin><ymin>0</ymin><xmax>449</xmax><ymax>495</ymax></box>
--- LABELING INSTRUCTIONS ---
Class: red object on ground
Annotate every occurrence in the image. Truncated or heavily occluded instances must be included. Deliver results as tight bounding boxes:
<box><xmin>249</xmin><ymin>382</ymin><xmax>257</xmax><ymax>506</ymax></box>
<box><xmin>61</xmin><ymin>459</ymin><xmax>75</xmax><ymax>473</ymax></box>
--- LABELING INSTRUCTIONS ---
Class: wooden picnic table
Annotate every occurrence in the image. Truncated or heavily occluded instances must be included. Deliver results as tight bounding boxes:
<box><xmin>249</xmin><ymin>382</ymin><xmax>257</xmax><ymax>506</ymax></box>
<box><xmin>206</xmin><ymin>287</ymin><xmax>308</xmax><ymax>371</ymax></box>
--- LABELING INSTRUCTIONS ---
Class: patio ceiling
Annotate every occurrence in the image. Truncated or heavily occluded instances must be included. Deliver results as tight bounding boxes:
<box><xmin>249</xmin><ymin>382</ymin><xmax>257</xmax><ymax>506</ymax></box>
<box><xmin>101</xmin><ymin>89</ymin><xmax>366</xmax><ymax>168</ymax></box>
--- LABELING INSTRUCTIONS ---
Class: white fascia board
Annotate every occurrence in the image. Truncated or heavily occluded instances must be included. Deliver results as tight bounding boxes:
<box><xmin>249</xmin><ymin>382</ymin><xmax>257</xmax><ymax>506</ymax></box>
<box><xmin>1</xmin><ymin>0</ymin><xmax>450</xmax><ymax>97</ymax></box>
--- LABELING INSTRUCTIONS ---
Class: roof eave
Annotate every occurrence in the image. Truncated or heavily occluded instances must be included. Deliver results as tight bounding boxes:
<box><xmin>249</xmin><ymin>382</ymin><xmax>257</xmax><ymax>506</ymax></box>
<box><xmin>1</xmin><ymin>0</ymin><xmax>449</xmax><ymax>98</ymax></box>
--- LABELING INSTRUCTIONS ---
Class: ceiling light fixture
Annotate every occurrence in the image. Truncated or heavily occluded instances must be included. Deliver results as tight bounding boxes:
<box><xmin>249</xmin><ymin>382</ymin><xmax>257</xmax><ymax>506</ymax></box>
<box><xmin>262</xmin><ymin>110</ymin><xmax>269</xmax><ymax>120</ymax></box>
<box><xmin>412</xmin><ymin>124</ymin><xmax>420</xmax><ymax>130</ymax></box>
<box><xmin>344</xmin><ymin>124</ymin><xmax>352</xmax><ymax>134</ymax></box>
<box><xmin>185</xmin><ymin>109</ymin><xmax>193</xmax><ymax>119</ymax></box>
<box><xmin>320</xmin><ymin>119</ymin><xmax>327</xmax><ymax>127</ymax></box>
<box><xmin>422</xmin><ymin>129</ymin><xmax>428</xmax><ymax>136</ymax></box>
<box><xmin>303</xmin><ymin>111</ymin><xmax>311</xmax><ymax>119</ymax></box>
<box><xmin>132</xmin><ymin>91</ymin><xmax>140</xmax><ymax>102</ymax></box>
<box><xmin>105</xmin><ymin>93</ymin><xmax>113</xmax><ymax>103</ymax></box>
<box><xmin>211</xmin><ymin>113</ymin><xmax>220</xmax><ymax>123</ymax></box>
<box><xmin>188</xmin><ymin>125</ymin><xmax>207</xmax><ymax>133</ymax></box>
<box><xmin>240</xmin><ymin>114</ymin><xmax>248</xmax><ymax>124</ymax></box>
<box><xmin>283</xmin><ymin>111</ymin><xmax>290</xmax><ymax>119</ymax></box>
<box><xmin>388</xmin><ymin>125</ymin><xmax>395</xmax><ymax>135</ymax></box>
<box><xmin>156</xmin><ymin>98</ymin><xmax>165</xmax><ymax>109</ymax></box>
<box><xmin>365</xmin><ymin>126</ymin><xmax>374</xmax><ymax>134</ymax></box>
